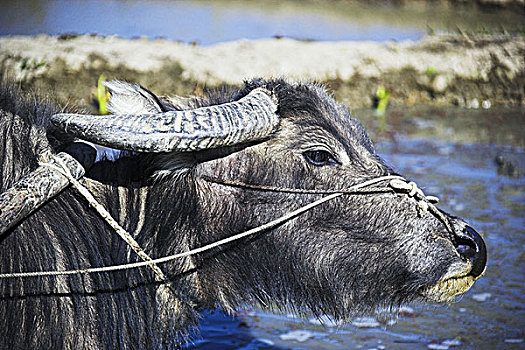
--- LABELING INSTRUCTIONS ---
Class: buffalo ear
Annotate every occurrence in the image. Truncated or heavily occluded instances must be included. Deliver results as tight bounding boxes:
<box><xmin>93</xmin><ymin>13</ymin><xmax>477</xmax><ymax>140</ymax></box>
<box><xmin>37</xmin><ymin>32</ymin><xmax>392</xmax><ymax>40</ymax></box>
<box><xmin>103</xmin><ymin>80</ymin><xmax>165</xmax><ymax>114</ymax></box>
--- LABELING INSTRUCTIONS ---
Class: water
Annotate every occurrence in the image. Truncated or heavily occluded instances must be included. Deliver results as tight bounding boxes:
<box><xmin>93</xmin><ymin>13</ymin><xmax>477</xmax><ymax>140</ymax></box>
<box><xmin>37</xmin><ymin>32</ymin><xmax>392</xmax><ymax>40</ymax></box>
<box><xmin>1</xmin><ymin>0</ymin><xmax>523</xmax><ymax>45</ymax></box>
<box><xmin>187</xmin><ymin>107</ymin><xmax>524</xmax><ymax>349</ymax></box>
<box><xmin>0</xmin><ymin>0</ymin><xmax>422</xmax><ymax>44</ymax></box>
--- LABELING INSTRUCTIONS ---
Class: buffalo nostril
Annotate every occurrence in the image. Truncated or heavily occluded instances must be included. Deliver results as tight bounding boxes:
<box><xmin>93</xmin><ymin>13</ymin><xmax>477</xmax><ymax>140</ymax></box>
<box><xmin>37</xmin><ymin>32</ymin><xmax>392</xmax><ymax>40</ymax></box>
<box><xmin>456</xmin><ymin>243</ymin><xmax>475</xmax><ymax>260</ymax></box>
<box><xmin>455</xmin><ymin>225</ymin><xmax>487</xmax><ymax>278</ymax></box>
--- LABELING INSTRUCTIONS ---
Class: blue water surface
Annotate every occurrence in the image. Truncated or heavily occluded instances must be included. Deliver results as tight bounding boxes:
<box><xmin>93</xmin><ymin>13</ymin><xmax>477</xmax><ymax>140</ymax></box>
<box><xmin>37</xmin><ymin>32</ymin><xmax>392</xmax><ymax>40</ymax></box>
<box><xmin>0</xmin><ymin>0</ymin><xmax>423</xmax><ymax>44</ymax></box>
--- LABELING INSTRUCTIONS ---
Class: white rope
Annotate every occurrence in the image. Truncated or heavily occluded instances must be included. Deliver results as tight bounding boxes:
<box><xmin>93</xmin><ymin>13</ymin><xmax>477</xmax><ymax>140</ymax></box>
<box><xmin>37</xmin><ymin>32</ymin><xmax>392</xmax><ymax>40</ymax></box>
<box><xmin>389</xmin><ymin>178</ymin><xmax>453</xmax><ymax>233</ymax></box>
<box><xmin>0</xmin><ymin>175</ymin><xmax>403</xmax><ymax>279</ymax></box>
<box><xmin>35</xmin><ymin>156</ymin><xmax>167</xmax><ymax>282</ymax></box>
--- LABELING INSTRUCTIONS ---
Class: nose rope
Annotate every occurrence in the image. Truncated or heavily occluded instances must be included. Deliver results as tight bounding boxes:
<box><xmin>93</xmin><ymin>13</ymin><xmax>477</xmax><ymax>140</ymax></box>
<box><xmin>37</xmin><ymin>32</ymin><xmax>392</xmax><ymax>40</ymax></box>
<box><xmin>202</xmin><ymin>175</ymin><xmax>455</xmax><ymax>236</ymax></box>
<box><xmin>0</xmin><ymin>159</ymin><xmax>399</xmax><ymax>279</ymax></box>
<box><xmin>0</xmin><ymin>154</ymin><xmax>453</xmax><ymax>280</ymax></box>
<box><xmin>388</xmin><ymin>179</ymin><xmax>454</xmax><ymax>235</ymax></box>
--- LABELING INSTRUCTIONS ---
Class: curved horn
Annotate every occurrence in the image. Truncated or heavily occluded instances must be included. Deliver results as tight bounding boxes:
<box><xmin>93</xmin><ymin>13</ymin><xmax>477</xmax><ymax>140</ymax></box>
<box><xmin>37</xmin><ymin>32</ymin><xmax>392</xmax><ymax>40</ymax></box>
<box><xmin>51</xmin><ymin>88</ymin><xmax>279</xmax><ymax>153</ymax></box>
<box><xmin>0</xmin><ymin>143</ymin><xmax>96</xmax><ymax>235</ymax></box>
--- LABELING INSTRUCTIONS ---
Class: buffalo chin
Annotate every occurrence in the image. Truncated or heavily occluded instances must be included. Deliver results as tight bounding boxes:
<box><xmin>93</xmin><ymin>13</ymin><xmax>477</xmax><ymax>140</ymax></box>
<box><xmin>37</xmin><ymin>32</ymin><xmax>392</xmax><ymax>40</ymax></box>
<box><xmin>423</xmin><ymin>275</ymin><xmax>476</xmax><ymax>302</ymax></box>
<box><xmin>422</xmin><ymin>262</ymin><xmax>486</xmax><ymax>303</ymax></box>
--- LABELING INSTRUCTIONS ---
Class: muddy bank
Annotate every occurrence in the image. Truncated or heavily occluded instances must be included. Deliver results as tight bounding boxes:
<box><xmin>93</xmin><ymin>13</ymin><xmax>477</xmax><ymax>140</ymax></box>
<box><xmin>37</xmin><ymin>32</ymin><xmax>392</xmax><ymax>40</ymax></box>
<box><xmin>0</xmin><ymin>34</ymin><xmax>523</xmax><ymax>109</ymax></box>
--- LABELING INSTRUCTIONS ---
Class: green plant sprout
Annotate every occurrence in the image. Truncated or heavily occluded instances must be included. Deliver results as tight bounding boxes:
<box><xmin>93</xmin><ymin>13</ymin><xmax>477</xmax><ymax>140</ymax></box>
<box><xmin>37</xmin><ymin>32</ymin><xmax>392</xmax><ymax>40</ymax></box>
<box><xmin>425</xmin><ymin>67</ymin><xmax>437</xmax><ymax>78</ymax></box>
<box><xmin>375</xmin><ymin>85</ymin><xmax>390</xmax><ymax>117</ymax></box>
<box><xmin>96</xmin><ymin>73</ymin><xmax>110</xmax><ymax>115</ymax></box>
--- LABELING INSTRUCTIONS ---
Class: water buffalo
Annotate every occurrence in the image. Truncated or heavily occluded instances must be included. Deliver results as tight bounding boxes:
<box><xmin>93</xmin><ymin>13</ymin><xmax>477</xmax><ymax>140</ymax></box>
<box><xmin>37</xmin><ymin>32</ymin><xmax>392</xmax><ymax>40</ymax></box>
<box><xmin>0</xmin><ymin>79</ymin><xmax>486</xmax><ymax>349</ymax></box>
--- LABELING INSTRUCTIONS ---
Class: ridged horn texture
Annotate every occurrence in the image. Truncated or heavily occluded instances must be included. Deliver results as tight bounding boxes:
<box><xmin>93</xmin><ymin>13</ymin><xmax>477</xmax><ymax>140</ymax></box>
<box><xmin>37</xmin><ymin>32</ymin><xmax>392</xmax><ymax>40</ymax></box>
<box><xmin>51</xmin><ymin>87</ymin><xmax>280</xmax><ymax>153</ymax></box>
<box><xmin>0</xmin><ymin>152</ymin><xmax>85</xmax><ymax>235</ymax></box>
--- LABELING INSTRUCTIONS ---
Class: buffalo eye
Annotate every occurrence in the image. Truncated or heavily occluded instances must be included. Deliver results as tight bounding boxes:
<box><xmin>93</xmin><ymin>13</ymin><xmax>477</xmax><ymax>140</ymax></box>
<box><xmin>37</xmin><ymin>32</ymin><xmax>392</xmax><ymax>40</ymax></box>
<box><xmin>303</xmin><ymin>150</ymin><xmax>338</xmax><ymax>166</ymax></box>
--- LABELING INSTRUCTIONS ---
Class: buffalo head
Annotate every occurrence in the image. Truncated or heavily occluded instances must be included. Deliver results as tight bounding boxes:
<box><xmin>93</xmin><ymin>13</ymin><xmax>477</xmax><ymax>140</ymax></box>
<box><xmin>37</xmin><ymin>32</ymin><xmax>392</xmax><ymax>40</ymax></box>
<box><xmin>50</xmin><ymin>79</ymin><xmax>487</xmax><ymax>322</ymax></box>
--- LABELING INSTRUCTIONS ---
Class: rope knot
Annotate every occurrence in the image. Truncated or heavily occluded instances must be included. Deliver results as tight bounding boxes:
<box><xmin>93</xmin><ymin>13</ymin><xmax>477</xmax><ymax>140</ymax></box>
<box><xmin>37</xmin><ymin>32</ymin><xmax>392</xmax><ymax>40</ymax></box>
<box><xmin>389</xmin><ymin>178</ymin><xmax>439</xmax><ymax>217</ymax></box>
<box><xmin>389</xmin><ymin>178</ymin><xmax>453</xmax><ymax>235</ymax></box>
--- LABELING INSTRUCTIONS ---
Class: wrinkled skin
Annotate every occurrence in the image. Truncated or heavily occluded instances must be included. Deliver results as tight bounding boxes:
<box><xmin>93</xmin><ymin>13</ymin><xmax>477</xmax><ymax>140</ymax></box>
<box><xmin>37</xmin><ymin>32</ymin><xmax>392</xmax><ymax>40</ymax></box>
<box><xmin>0</xmin><ymin>79</ymin><xmax>485</xmax><ymax>349</ymax></box>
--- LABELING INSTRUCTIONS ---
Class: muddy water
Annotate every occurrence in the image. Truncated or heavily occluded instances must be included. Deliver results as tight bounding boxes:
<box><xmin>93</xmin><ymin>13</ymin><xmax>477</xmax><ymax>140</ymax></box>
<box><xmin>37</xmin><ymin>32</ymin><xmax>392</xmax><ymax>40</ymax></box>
<box><xmin>186</xmin><ymin>107</ymin><xmax>524</xmax><ymax>349</ymax></box>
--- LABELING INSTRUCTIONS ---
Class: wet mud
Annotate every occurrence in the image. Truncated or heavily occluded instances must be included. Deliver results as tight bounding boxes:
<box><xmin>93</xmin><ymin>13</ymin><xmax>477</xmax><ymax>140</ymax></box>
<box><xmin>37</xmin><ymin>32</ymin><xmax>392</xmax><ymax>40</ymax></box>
<box><xmin>0</xmin><ymin>34</ymin><xmax>523</xmax><ymax>109</ymax></box>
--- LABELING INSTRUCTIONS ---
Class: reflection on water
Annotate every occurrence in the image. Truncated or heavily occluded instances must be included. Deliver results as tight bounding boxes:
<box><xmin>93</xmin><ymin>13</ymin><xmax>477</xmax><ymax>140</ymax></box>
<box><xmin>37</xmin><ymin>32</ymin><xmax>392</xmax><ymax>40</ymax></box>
<box><xmin>2</xmin><ymin>0</ymin><xmax>523</xmax><ymax>44</ymax></box>
<box><xmin>187</xmin><ymin>107</ymin><xmax>524</xmax><ymax>349</ymax></box>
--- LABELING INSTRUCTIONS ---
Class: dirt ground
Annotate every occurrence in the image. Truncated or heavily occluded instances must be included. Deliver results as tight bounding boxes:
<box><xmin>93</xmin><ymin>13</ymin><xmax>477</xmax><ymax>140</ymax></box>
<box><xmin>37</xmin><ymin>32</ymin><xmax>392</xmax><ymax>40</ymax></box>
<box><xmin>0</xmin><ymin>34</ymin><xmax>523</xmax><ymax>110</ymax></box>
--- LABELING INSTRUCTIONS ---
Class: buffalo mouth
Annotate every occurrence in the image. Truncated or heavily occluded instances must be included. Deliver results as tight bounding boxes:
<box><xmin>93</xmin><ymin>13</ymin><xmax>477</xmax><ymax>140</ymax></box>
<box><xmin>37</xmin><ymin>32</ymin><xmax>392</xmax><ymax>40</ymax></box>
<box><xmin>422</xmin><ymin>263</ymin><xmax>486</xmax><ymax>303</ymax></box>
<box><xmin>422</xmin><ymin>224</ymin><xmax>487</xmax><ymax>302</ymax></box>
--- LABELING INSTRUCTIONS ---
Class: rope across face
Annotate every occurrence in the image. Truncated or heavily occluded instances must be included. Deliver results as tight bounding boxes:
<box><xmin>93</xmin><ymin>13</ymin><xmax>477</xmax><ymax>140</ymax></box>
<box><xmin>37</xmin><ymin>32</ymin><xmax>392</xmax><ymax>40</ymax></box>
<box><xmin>0</xmin><ymin>166</ymin><xmax>449</xmax><ymax>280</ymax></box>
<box><xmin>0</xmin><ymin>84</ymin><xmax>454</xmax><ymax>281</ymax></box>
<box><xmin>202</xmin><ymin>175</ymin><xmax>454</xmax><ymax>236</ymax></box>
